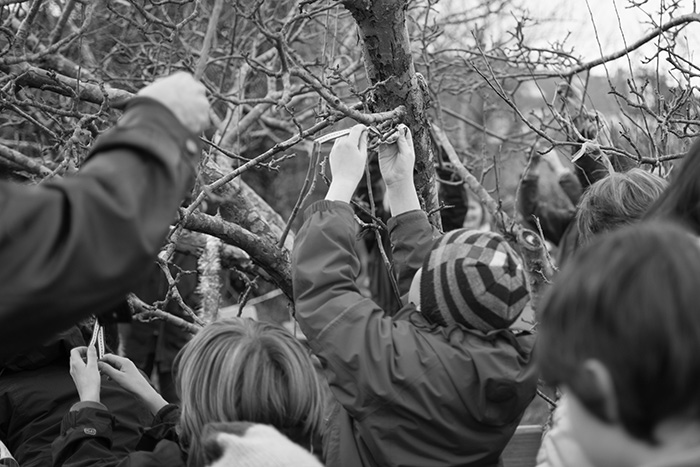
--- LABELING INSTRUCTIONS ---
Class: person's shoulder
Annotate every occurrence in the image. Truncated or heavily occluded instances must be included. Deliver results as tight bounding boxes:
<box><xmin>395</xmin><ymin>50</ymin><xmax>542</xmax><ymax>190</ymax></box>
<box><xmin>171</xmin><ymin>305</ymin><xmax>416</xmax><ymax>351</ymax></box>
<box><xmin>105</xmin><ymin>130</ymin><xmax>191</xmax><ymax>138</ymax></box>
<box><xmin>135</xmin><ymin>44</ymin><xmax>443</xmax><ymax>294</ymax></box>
<box><xmin>419</xmin><ymin>324</ymin><xmax>536</xmax><ymax>358</ymax></box>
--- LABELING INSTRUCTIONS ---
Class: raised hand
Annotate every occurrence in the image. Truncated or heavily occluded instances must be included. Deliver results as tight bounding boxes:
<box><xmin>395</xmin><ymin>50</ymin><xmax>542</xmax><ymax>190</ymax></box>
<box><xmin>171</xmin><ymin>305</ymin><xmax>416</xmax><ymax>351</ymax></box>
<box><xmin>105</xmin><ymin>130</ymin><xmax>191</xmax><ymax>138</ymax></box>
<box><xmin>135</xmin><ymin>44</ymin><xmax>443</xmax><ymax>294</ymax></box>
<box><xmin>70</xmin><ymin>345</ymin><xmax>101</xmax><ymax>403</ymax></box>
<box><xmin>378</xmin><ymin>124</ymin><xmax>415</xmax><ymax>188</ymax></box>
<box><xmin>98</xmin><ymin>354</ymin><xmax>168</xmax><ymax>414</ymax></box>
<box><xmin>137</xmin><ymin>71</ymin><xmax>210</xmax><ymax>134</ymax></box>
<box><xmin>325</xmin><ymin>124</ymin><xmax>369</xmax><ymax>203</ymax></box>
<box><xmin>378</xmin><ymin>124</ymin><xmax>420</xmax><ymax>216</ymax></box>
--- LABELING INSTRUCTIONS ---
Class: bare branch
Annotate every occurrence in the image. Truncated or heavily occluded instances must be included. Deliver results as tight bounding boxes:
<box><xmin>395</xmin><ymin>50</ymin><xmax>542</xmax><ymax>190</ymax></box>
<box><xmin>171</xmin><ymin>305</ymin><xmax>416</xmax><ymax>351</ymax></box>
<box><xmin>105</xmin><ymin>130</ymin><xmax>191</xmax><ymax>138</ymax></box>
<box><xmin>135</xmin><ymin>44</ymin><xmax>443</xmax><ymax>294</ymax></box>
<box><xmin>0</xmin><ymin>143</ymin><xmax>52</xmax><ymax>177</ymax></box>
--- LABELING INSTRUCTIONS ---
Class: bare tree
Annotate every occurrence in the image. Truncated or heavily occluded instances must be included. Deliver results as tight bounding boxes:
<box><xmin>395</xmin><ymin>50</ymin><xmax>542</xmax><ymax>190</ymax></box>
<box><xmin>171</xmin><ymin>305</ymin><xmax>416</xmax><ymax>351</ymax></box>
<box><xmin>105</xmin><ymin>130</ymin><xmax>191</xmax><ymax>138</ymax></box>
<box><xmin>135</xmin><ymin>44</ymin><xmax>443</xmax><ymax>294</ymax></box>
<box><xmin>1</xmin><ymin>0</ymin><xmax>698</xmax><ymax>331</ymax></box>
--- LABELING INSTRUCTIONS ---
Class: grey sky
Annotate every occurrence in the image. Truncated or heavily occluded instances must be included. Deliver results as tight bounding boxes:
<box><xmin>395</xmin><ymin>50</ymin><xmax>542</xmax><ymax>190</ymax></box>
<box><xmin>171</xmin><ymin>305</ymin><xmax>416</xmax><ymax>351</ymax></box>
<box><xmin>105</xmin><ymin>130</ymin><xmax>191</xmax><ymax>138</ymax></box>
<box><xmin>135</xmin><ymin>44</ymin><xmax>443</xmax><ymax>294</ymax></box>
<box><xmin>436</xmin><ymin>0</ymin><xmax>698</xmax><ymax>76</ymax></box>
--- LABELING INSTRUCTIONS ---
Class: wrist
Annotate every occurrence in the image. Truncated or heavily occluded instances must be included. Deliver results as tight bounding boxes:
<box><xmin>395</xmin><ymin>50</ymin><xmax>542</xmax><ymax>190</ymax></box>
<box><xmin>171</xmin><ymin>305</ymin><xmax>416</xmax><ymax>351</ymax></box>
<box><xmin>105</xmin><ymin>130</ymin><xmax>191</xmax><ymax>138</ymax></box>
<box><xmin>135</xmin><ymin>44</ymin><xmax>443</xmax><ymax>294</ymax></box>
<box><xmin>326</xmin><ymin>180</ymin><xmax>358</xmax><ymax>203</ymax></box>
<box><xmin>143</xmin><ymin>391</ymin><xmax>169</xmax><ymax>415</ymax></box>
<box><xmin>385</xmin><ymin>178</ymin><xmax>416</xmax><ymax>197</ymax></box>
<box><xmin>79</xmin><ymin>389</ymin><xmax>100</xmax><ymax>404</ymax></box>
<box><xmin>385</xmin><ymin>180</ymin><xmax>420</xmax><ymax>216</ymax></box>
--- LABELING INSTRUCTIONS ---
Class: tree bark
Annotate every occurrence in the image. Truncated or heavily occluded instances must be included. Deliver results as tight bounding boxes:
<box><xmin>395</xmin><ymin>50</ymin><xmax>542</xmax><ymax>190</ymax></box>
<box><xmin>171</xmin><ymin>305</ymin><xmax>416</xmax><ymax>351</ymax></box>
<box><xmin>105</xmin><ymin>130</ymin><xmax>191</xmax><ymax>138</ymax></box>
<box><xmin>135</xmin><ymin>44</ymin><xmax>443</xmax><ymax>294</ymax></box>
<box><xmin>201</xmin><ymin>157</ymin><xmax>294</xmax><ymax>250</ymax></box>
<box><xmin>341</xmin><ymin>0</ymin><xmax>441</xmax><ymax>227</ymax></box>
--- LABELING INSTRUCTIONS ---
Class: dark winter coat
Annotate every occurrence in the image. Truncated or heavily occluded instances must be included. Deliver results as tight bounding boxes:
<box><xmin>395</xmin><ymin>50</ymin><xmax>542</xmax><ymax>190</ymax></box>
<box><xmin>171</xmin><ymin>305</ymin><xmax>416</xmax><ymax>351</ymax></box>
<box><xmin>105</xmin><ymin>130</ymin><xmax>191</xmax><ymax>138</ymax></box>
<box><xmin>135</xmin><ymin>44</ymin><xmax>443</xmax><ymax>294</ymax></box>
<box><xmin>292</xmin><ymin>201</ymin><xmax>538</xmax><ymax>467</ymax></box>
<box><xmin>0</xmin><ymin>97</ymin><xmax>201</xmax><ymax>361</ymax></box>
<box><xmin>51</xmin><ymin>403</ymin><xmax>185</xmax><ymax>467</ymax></box>
<box><xmin>0</xmin><ymin>326</ymin><xmax>153</xmax><ymax>467</ymax></box>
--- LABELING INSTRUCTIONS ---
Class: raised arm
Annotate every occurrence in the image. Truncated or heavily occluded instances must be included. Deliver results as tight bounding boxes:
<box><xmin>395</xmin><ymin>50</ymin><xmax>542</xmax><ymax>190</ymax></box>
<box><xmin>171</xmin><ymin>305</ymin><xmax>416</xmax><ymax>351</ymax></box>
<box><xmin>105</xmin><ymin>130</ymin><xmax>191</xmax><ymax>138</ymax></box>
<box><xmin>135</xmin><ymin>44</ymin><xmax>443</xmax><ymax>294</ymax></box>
<box><xmin>52</xmin><ymin>347</ymin><xmax>180</xmax><ymax>466</ymax></box>
<box><xmin>377</xmin><ymin>125</ymin><xmax>436</xmax><ymax>294</ymax></box>
<box><xmin>292</xmin><ymin>125</ymin><xmax>439</xmax><ymax>421</ymax></box>
<box><xmin>0</xmin><ymin>72</ymin><xmax>210</xmax><ymax>360</ymax></box>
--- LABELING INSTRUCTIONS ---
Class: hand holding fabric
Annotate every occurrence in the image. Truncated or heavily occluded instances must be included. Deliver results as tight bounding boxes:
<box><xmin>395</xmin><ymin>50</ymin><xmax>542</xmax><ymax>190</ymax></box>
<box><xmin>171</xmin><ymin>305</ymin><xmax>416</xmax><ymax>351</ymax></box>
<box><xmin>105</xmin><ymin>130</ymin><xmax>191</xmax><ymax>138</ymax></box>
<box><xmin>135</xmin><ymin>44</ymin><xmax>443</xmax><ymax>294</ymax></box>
<box><xmin>378</xmin><ymin>124</ymin><xmax>420</xmax><ymax>216</ymax></box>
<box><xmin>325</xmin><ymin>124</ymin><xmax>369</xmax><ymax>203</ymax></box>
<box><xmin>378</xmin><ymin>124</ymin><xmax>415</xmax><ymax>188</ymax></box>
<box><xmin>69</xmin><ymin>345</ymin><xmax>101</xmax><ymax>403</ymax></box>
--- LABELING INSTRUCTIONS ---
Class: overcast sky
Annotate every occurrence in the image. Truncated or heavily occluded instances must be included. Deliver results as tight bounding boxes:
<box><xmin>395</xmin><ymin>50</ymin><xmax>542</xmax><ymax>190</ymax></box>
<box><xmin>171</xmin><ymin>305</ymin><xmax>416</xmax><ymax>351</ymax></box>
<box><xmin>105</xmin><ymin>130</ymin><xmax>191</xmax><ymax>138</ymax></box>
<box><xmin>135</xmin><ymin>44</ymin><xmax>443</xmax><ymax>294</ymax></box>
<box><xmin>518</xmin><ymin>0</ymin><xmax>698</xmax><ymax>73</ymax></box>
<box><xmin>436</xmin><ymin>0</ymin><xmax>698</xmax><ymax>76</ymax></box>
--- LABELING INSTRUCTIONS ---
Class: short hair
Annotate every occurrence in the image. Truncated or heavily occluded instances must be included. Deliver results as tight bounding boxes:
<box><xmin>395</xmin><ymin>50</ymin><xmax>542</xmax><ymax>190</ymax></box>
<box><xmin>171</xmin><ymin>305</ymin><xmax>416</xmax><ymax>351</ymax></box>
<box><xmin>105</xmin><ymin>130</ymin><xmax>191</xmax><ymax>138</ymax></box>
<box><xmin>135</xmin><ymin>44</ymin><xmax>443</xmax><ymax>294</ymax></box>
<box><xmin>645</xmin><ymin>138</ymin><xmax>700</xmax><ymax>235</ymax></box>
<box><xmin>575</xmin><ymin>168</ymin><xmax>667</xmax><ymax>244</ymax></box>
<box><xmin>537</xmin><ymin>222</ymin><xmax>700</xmax><ymax>442</ymax></box>
<box><xmin>175</xmin><ymin>319</ymin><xmax>324</xmax><ymax>467</ymax></box>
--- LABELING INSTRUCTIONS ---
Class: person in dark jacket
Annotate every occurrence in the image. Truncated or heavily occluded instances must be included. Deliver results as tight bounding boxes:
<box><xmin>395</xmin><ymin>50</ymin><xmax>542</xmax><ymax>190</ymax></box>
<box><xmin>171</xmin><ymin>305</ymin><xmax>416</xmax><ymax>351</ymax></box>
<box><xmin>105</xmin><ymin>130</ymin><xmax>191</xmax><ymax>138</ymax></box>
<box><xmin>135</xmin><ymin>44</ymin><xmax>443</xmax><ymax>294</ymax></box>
<box><xmin>0</xmin><ymin>322</ymin><xmax>152</xmax><ymax>467</ymax></box>
<box><xmin>51</xmin><ymin>318</ymin><xmax>325</xmax><ymax>467</ymax></box>
<box><xmin>0</xmin><ymin>71</ymin><xmax>210</xmax><ymax>361</ymax></box>
<box><xmin>292</xmin><ymin>124</ymin><xmax>538</xmax><ymax>467</ymax></box>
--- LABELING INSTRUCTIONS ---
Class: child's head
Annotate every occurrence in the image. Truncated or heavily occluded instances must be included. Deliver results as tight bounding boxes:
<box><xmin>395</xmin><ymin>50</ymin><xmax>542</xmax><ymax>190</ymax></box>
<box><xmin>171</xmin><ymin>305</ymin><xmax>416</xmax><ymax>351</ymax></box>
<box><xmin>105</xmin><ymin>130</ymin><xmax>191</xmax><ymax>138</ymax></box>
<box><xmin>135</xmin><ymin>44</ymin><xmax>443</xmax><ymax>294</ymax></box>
<box><xmin>575</xmin><ymin>168</ymin><xmax>667</xmax><ymax>245</ymax></box>
<box><xmin>175</xmin><ymin>318</ymin><xmax>324</xmax><ymax>467</ymax></box>
<box><xmin>538</xmin><ymin>222</ymin><xmax>700</xmax><ymax>466</ymax></box>
<box><xmin>645</xmin><ymin>139</ymin><xmax>700</xmax><ymax>235</ymax></box>
<box><xmin>408</xmin><ymin>229</ymin><xmax>529</xmax><ymax>332</ymax></box>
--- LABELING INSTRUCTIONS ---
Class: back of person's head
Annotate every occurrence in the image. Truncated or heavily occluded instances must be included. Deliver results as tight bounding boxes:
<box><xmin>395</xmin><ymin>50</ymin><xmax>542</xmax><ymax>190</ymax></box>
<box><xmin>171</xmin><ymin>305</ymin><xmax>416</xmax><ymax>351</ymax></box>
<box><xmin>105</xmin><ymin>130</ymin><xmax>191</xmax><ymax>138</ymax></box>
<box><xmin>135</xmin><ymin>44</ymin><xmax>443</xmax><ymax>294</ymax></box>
<box><xmin>411</xmin><ymin>229</ymin><xmax>529</xmax><ymax>332</ymax></box>
<box><xmin>538</xmin><ymin>222</ymin><xmax>700</xmax><ymax>446</ymax></box>
<box><xmin>645</xmin><ymin>139</ymin><xmax>700</xmax><ymax>235</ymax></box>
<box><xmin>575</xmin><ymin>168</ymin><xmax>666</xmax><ymax>245</ymax></box>
<box><xmin>175</xmin><ymin>318</ymin><xmax>324</xmax><ymax>467</ymax></box>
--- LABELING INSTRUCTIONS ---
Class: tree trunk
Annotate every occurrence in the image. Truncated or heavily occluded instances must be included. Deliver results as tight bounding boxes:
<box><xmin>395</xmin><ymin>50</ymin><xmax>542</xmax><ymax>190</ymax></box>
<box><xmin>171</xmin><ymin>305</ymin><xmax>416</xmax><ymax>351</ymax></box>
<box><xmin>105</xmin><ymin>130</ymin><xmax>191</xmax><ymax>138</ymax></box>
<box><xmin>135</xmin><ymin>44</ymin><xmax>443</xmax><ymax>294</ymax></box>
<box><xmin>341</xmin><ymin>0</ymin><xmax>441</xmax><ymax>227</ymax></box>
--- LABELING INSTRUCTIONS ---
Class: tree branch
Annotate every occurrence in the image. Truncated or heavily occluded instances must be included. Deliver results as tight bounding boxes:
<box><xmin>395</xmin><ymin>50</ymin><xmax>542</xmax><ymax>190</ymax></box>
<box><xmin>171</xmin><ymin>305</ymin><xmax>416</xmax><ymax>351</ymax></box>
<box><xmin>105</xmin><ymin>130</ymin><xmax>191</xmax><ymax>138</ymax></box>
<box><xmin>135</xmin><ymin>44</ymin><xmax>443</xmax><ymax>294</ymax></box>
<box><xmin>128</xmin><ymin>294</ymin><xmax>201</xmax><ymax>334</ymax></box>
<box><xmin>562</xmin><ymin>13</ymin><xmax>700</xmax><ymax>77</ymax></box>
<box><xmin>194</xmin><ymin>0</ymin><xmax>224</xmax><ymax>80</ymax></box>
<box><xmin>0</xmin><ymin>143</ymin><xmax>52</xmax><ymax>177</ymax></box>
<box><xmin>0</xmin><ymin>63</ymin><xmax>132</xmax><ymax>108</ymax></box>
<box><xmin>179</xmin><ymin>209</ymin><xmax>293</xmax><ymax>300</ymax></box>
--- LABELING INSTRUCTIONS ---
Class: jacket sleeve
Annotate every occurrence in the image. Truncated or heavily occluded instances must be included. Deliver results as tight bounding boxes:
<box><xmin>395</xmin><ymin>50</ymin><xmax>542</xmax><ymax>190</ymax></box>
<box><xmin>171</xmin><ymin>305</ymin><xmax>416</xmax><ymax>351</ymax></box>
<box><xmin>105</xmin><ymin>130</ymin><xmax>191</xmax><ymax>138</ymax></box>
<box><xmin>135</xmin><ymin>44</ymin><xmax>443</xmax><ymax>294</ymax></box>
<box><xmin>386</xmin><ymin>209</ymin><xmax>438</xmax><ymax>296</ymax></box>
<box><xmin>292</xmin><ymin>201</ymin><xmax>442</xmax><ymax>421</ymax></box>
<box><xmin>0</xmin><ymin>97</ymin><xmax>200</xmax><ymax>360</ymax></box>
<box><xmin>52</xmin><ymin>403</ymin><xmax>181</xmax><ymax>467</ymax></box>
<box><xmin>51</xmin><ymin>405</ymin><xmax>119</xmax><ymax>467</ymax></box>
<box><xmin>573</xmin><ymin>148</ymin><xmax>608</xmax><ymax>190</ymax></box>
<box><xmin>558</xmin><ymin>172</ymin><xmax>583</xmax><ymax>206</ymax></box>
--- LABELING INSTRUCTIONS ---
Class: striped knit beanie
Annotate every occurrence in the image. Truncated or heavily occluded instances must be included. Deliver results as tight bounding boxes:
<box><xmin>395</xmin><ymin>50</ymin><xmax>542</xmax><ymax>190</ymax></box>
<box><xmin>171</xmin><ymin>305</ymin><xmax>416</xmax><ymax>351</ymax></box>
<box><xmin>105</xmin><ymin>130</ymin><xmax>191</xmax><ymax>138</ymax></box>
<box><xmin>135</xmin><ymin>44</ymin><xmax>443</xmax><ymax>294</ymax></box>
<box><xmin>419</xmin><ymin>229</ymin><xmax>529</xmax><ymax>332</ymax></box>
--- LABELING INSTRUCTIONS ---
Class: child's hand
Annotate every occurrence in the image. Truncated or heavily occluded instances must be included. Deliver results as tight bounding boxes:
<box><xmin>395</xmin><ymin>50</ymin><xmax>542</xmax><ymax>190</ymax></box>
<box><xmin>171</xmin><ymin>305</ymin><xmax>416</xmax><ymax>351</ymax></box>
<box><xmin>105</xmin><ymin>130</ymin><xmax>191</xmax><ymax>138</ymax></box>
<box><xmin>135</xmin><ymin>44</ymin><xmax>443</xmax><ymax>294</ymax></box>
<box><xmin>69</xmin><ymin>345</ymin><xmax>101</xmax><ymax>403</ymax></box>
<box><xmin>378</xmin><ymin>124</ymin><xmax>415</xmax><ymax>188</ymax></box>
<box><xmin>325</xmin><ymin>124</ymin><xmax>368</xmax><ymax>203</ymax></box>
<box><xmin>98</xmin><ymin>354</ymin><xmax>168</xmax><ymax>414</ymax></box>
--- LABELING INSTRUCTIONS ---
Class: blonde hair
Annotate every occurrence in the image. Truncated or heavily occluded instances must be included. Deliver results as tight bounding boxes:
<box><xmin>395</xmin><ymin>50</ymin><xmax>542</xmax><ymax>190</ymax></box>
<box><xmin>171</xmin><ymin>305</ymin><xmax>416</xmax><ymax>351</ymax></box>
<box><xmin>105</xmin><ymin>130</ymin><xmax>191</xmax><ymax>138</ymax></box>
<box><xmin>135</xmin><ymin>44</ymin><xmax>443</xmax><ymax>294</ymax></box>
<box><xmin>576</xmin><ymin>168</ymin><xmax>667</xmax><ymax>244</ymax></box>
<box><xmin>175</xmin><ymin>318</ymin><xmax>324</xmax><ymax>467</ymax></box>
